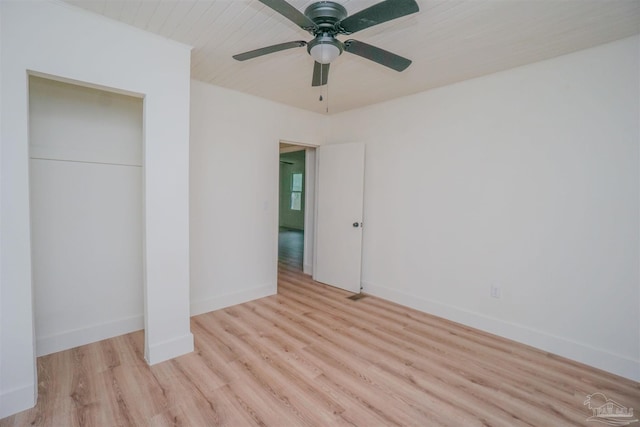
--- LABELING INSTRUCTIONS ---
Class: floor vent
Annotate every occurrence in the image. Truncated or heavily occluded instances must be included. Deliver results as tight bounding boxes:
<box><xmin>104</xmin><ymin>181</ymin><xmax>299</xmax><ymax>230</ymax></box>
<box><xmin>347</xmin><ymin>293</ymin><xmax>368</xmax><ymax>301</ymax></box>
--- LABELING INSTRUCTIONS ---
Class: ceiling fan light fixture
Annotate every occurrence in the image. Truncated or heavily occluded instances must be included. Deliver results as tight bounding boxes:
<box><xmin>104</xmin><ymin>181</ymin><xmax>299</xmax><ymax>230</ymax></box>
<box><xmin>308</xmin><ymin>35</ymin><xmax>343</xmax><ymax>64</ymax></box>
<box><xmin>310</xmin><ymin>43</ymin><xmax>341</xmax><ymax>64</ymax></box>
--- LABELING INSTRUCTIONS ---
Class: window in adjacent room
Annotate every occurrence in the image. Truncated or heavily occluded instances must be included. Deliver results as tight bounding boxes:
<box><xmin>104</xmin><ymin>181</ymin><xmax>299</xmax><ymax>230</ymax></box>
<box><xmin>290</xmin><ymin>172</ymin><xmax>303</xmax><ymax>210</ymax></box>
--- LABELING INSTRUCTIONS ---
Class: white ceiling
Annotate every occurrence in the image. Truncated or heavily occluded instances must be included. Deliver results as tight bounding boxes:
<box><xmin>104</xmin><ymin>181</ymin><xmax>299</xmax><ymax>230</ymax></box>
<box><xmin>65</xmin><ymin>0</ymin><xmax>640</xmax><ymax>114</ymax></box>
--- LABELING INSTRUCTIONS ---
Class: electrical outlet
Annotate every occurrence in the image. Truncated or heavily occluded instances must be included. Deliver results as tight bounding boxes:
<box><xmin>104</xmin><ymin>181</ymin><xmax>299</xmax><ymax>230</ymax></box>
<box><xmin>490</xmin><ymin>285</ymin><xmax>501</xmax><ymax>299</ymax></box>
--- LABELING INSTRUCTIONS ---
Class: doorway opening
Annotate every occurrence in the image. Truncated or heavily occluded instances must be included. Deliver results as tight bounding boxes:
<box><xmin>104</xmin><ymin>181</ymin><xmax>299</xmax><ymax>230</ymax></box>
<box><xmin>278</xmin><ymin>142</ymin><xmax>316</xmax><ymax>277</ymax></box>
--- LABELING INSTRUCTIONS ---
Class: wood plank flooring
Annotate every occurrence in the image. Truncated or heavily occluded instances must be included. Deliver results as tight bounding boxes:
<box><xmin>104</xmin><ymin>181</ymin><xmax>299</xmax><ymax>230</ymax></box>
<box><xmin>2</xmin><ymin>231</ymin><xmax>638</xmax><ymax>426</ymax></box>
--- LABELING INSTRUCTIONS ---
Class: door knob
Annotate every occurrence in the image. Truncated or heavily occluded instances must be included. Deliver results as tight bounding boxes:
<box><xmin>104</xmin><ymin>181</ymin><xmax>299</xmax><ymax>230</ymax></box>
<box><xmin>353</xmin><ymin>222</ymin><xmax>360</xmax><ymax>228</ymax></box>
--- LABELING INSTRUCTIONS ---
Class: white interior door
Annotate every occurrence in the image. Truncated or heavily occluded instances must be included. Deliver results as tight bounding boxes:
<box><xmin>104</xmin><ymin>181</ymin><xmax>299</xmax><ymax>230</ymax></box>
<box><xmin>313</xmin><ymin>142</ymin><xmax>365</xmax><ymax>293</ymax></box>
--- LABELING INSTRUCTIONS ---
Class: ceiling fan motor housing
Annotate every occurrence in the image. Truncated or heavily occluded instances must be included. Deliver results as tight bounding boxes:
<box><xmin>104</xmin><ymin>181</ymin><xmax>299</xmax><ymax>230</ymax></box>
<box><xmin>304</xmin><ymin>1</ymin><xmax>347</xmax><ymax>33</ymax></box>
<box><xmin>304</xmin><ymin>1</ymin><xmax>347</xmax><ymax>64</ymax></box>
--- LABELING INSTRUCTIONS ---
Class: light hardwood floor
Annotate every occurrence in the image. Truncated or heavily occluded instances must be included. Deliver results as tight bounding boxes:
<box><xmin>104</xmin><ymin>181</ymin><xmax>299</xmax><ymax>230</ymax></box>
<box><xmin>2</xmin><ymin>231</ymin><xmax>638</xmax><ymax>426</ymax></box>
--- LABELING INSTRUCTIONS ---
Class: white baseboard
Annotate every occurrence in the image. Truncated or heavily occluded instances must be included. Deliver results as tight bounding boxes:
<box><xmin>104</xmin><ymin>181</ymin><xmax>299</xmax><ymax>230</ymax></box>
<box><xmin>362</xmin><ymin>281</ymin><xmax>640</xmax><ymax>382</ymax></box>
<box><xmin>145</xmin><ymin>332</ymin><xmax>194</xmax><ymax>365</ymax></box>
<box><xmin>0</xmin><ymin>383</ymin><xmax>36</xmax><ymax>419</ymax></box>
<box><xmin>303</xmin><ymin>263</ymin><xmax>313</xmax><ymax>275</ymax></box>
<box><xmin>36</xmin><ymin>314</ymin><xmax>144</xmax><ymax>357</ymax></box>
<box><xmin>190</xmin><ymin>283</ymin><xmax>275</xmax><ymax>317</ymax></box>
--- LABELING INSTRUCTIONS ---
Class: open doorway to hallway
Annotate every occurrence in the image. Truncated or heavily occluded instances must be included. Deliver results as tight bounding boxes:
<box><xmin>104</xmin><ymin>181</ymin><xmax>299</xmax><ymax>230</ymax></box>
<box><xmin>279</xmin><ymin>147</ymin><xmax>305</xmax><ymax>271</ymax></box>
<box><xmin>278</xmin><ymin>142</ymin><xmax>315</xmax><ymax>276</ymax></box>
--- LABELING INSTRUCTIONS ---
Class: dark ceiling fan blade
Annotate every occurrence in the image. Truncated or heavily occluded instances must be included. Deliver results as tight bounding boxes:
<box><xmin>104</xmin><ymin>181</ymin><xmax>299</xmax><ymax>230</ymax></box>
<box><xmin>338</xmin><ymin>0</ymin><xmax>419</xmax><ymax>34</ymax></box>
<box><xmin>312</xmin><ymin>62</ymin><xmax>330</xmax><ymax>86</ymax></box>
<box><xmin>233</xmin><ymin>40</ymin><xmax>307</xmax><ymax>61</ymax></box>
<box><xmin>344</xmin><ymin>39</ymin><xmax>411</xmax><ymax>71</ymax></box>
<box><xmin>259</xmin><ymin>0</ymin><xmax>317</xmax><ymax>30</ymax></box>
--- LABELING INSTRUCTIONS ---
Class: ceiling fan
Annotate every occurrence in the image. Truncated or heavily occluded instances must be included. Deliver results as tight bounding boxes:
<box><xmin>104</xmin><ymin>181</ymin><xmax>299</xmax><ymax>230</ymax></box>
<box><xmin>233</xmin><ymin>0</ymin><xmax>419</xmax><ymax>87</ymax></box>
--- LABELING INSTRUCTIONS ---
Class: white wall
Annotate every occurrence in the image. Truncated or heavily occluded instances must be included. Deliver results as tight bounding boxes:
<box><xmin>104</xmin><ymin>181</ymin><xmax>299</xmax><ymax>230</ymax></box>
<box><xmin>29</xmin><ymin>76</ymin><xmax>144</xmax><ymax>357</ymax></box>
<box><xmin>1</xmin><ymin>1</ymin><xmax>193</xmax><ymax>417</ymax></box>
<box><xmin>328</xmin><ymin>36</ymin><xmax>640</xmax><ymax>381</ymax></box>
<box><xmin>190</xmin><ymin>80</ymin><xmax>326</xmax><ymax>316</ymax></box>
